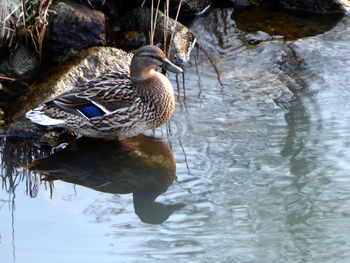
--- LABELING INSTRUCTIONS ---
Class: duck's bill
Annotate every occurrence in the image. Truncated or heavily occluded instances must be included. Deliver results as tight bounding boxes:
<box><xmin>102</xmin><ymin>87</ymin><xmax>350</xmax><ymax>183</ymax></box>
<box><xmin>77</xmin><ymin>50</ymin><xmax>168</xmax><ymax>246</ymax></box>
<box><xmin>163</xmin><ymin>58</ymin><xmax>183</xmax><ymax>74</ymax></box>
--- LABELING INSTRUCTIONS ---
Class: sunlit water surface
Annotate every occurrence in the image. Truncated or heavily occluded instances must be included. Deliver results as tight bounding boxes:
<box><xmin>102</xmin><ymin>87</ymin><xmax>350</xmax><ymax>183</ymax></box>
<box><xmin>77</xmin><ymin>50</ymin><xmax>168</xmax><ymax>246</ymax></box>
<box><xmin>2</xmin><ymin>7</ymin><xmax>350</xmax><ymax>263</ymax></box>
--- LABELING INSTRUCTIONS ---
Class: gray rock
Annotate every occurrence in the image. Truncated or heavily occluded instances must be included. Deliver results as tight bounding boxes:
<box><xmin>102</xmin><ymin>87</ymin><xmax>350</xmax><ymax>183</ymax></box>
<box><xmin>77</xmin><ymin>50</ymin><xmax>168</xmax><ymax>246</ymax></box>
<box><xmin>279</xmin><ymin>0</ymin><xmax>349</xmax><ymax>13</ymax></box>
<box><xmin>189</xmin><ymin>8</ymin><xmax>296</xmax><ymax>110</ymax></box>
<box><xmin>120</xmin><ymin>7</ymin><xmax>195</xmax><ymax>64</ymax></box>
<box><xmin>45</xmin><ymin>0</ymin><xmax>106</xmax><ymax>61</ymax></box>
<box><xmin>71</xmin><ymin>0</ymin><xmax>122</xmax><ymax>17</ymax></box>
<box><xmin>0</xmin><ymin>46</ymin><xmax>39</xmax><ymax>79</ymax></box>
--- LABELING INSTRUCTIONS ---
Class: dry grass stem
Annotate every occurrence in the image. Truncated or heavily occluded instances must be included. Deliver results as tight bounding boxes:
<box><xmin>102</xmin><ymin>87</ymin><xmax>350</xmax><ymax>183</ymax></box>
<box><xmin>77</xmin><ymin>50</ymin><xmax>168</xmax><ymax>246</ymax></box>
<box><xmin>168</xmin><ymin>0</ymin><xmax>182</xmax><ymax>58</ymax></box>
<box><xmin>150</xmin><ymin>0</ymin><xmax>160</xmax><ymax>46</ymax></box>
<box><xmin>163</xmin><ymin>0</ymin><xmax>169</xmax><ymax>54</ymax></box>
<box><xmin>1</xmin><ymin>0</ymin><xmax>52</xmax><ymax>60</ymax></box>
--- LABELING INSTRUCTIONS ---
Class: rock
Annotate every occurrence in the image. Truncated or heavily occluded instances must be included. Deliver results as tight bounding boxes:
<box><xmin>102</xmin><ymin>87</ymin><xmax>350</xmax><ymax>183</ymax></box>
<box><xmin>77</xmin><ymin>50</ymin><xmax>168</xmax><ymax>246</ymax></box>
<box><xmin>169</xmin><ymin>0</ymin><xmax>211</xmax><ymax>14</ymax></box>
<box><xmin>229</xmin><ymin>0</ymin><xmax>262</xmax><ymax>8</ymax></box>
<box><xmin>231</xmin><ymin>1</ymin><xmax>343</xmax><ymax>40</ymax></box>
<box><xmin>0</xmin><ymin>46</ymin><xmax>40</xmax><ymax>79</ymax></box>
<box><xmin>0</xmin><ymin>117</ymin><xmax>46</xmax><ymax>138</ymax></box>
<box><xmin>71</xmin><ymin>0</ymin><xmax>122</xmax><ymax>18</ymax></box>
<box><xmin>189</xmin><ymin>8</ymin><xmax>296</xmax><ymax>110</ymax></box>
<box><xmin>6</xmin><ymin>46</ymin><xmax>132</xmax><ymax>124</ymax></box>
<box><xmin>44</xmin><ymin>0</ymin><xmax>107</xmax><ymax>61</ymax></box>
<box><xmin>120</xmin><ymin>7</ymin><xmax>195</xmax><ymax>64</ymax></box>
<box><xmin>114</xmin><ymin>30</ymin><xmax>148</xmax><ymax>51</ymax></box>
<box><xmin>279</xmin><ymin>0</ymin><xmax>350</xmax><ymax>13</ymax></box>
<box><xmin>0</xmin><ymin>107</ymin><xmax>4</xmax><ymax>126</ymax></box>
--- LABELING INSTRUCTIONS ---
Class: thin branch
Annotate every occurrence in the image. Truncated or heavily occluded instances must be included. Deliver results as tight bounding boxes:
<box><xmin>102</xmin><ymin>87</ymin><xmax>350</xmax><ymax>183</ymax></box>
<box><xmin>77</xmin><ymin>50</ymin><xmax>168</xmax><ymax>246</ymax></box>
<box><xmin>0</xmin><ymin>74</ymin><xmax>15</xmax><ymax>81</ymax></box>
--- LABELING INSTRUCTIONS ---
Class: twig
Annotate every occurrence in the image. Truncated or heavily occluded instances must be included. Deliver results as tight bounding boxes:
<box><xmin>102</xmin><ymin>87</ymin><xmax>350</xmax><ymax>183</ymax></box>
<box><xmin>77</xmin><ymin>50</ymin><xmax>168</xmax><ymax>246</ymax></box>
<box><xmin>0</xmin><ymin>74</ymin><xmax>15</xmax><ymax>81</ymax></box>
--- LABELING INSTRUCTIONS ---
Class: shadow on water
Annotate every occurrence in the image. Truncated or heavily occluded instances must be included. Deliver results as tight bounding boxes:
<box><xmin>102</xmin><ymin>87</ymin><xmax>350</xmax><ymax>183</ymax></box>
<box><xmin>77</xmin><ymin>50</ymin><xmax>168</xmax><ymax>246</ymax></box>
<box><xmin>0</xmin><ymin>135</ymin><xmax>184</xmax><ymax>225</ymax></box>
<box><xmin>29</xmin><ymin>135</ymin><xmax>184</xmax><ymax>224</ymax></box>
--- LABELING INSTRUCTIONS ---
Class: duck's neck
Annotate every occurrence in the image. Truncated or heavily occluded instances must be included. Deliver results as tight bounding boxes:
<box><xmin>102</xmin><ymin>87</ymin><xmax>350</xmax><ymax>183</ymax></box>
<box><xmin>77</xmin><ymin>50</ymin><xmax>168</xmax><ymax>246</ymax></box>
<box><xmin>132</xmin><ymin>69</ymin><xmax>173</xmax><ymax>94</ymax></box>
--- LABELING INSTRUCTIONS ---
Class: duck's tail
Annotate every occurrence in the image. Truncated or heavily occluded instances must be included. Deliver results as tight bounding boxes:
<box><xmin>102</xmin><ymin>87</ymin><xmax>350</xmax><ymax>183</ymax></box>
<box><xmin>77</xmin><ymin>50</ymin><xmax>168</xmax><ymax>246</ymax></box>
<box><xmin>26</xmin><ymin>106</ymin><xmax>66</xmax><ymax>126</ymax></box>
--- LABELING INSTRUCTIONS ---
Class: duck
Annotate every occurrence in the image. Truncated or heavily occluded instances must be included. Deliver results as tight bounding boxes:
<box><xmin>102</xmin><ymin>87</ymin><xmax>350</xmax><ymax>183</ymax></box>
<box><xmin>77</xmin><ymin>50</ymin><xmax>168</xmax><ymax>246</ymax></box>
<box><xmin>26</xmin><ymin>45</ymin><xmax>183</xmax><ymax>140</ymax></box>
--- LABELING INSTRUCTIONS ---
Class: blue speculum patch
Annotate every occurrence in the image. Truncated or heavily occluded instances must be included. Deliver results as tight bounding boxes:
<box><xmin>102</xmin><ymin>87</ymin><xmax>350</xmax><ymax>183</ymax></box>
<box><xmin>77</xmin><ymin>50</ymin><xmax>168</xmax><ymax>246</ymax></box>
<box><xmin>80</xmin><ymin>105</ymin><xmax>105</xmax><ymax>118</ymax></box>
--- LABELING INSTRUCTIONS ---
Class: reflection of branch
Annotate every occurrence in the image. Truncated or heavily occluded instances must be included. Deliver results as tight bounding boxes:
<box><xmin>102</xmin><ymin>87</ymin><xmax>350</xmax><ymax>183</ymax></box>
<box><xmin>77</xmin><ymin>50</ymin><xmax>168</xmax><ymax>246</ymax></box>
<box><xmin>175</xmin><ymin>73</ymin><xmax>188</xmax><ymax>112</ymax></box>
<box><xmin>181</xmin><ymin>72</ymin><xmax>187</xmax><ymax>110</ymax></box>
<box><xmin>0</xmin><ymin>137</ymin><xmax>50</xmax><ymax>201</ymax></box>
<box><xmin>166</xmin><ymin>122</ymin><xmax>172</xmax><ymax>149</ymax></box>
<box><xmin>178</xmin><ymin>138</ymin><xmax>190</xmax><ymax>175</ymax></box>
<box><xmin>11</xmin><ymin>192</ymin><xmax>16</xmax><ymax>263</ymax></box>
<box><xmin>194</xmin><ymin>47</ymin><xmax>202</xmax><ymax>97</ymax></box>
<box><xmin>197</xmin><ymin>45</ymin><xmax>225</xmax><ymax>89</ymax></box>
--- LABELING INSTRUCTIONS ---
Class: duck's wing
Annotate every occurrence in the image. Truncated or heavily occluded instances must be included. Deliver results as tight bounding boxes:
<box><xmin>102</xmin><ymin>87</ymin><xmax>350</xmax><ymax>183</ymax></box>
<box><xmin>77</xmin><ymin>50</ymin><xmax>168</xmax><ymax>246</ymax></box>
<box><xmin>50</xmin><ymin>71</ymin><xmax>137</xmax><ymax>119</ymax></box>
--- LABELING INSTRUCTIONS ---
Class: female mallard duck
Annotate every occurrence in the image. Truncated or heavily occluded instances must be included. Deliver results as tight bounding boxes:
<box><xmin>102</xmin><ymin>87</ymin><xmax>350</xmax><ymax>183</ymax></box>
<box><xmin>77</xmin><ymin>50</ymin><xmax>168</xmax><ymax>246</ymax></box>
<box><xmin>26</xmin><ymin>45</ymin><xmax>183</xmax><ymax>139</ymax></box>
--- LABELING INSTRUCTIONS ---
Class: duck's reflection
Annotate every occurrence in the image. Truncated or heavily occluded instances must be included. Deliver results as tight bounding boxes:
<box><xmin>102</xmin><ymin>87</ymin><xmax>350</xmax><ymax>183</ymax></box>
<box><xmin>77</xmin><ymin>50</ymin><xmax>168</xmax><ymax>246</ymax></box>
<box><xmin>30</xmin><ymin>135</ymin><xmax>184</xmax><ymax>224</ymax></box>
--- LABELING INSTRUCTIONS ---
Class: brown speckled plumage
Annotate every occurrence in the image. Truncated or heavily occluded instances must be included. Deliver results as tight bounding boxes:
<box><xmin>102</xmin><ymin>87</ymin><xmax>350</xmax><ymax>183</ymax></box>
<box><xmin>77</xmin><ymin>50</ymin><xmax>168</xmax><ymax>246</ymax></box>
<box><xmin>26</xmin><ymin>45</ymin><xmax>183</xmax><ymax>139</ymax></box>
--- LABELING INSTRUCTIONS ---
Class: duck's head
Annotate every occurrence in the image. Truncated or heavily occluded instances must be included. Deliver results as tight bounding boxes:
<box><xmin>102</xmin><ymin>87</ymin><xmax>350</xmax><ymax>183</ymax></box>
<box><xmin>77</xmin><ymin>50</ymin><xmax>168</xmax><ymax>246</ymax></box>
<box><xmin>130</xmin><ymin>45</ymin><xmax>183</xmax><ymax>80</ymax></box>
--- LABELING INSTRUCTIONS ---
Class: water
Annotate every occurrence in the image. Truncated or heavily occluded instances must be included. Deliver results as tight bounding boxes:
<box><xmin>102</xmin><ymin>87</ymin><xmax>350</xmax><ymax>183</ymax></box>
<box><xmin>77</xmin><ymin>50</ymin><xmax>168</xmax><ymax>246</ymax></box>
<box><xmin>2</xmin><ymin>6</ymin><xmax>350</xmax><ymax>263</ymax></box>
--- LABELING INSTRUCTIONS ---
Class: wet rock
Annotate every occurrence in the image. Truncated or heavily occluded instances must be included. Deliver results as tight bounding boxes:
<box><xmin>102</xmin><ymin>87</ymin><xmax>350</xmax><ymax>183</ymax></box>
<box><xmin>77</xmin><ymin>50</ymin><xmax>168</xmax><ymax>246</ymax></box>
<box><xmin>232</xmin><ymin>2</ymin><xmax>344</xmax><ymax>40</ymax></box>
<box><xmin>0</xmin><ymin>46</ymin><xmax>40</xmax><ymax>79</ymax></box>
<box><xmin>0</xmin><ymin>115</ymin><xmax>72</xmax><ymax>147</ymax></box>
<box><xmin>243</xmin><ymin>31</ymin><xmax>274</xmax><ymax>45</ymax></box>
<box><xmin>0</xmin><ymin>117</ymin><xmax>46</xmax><ymax>139</ymax></box>
<box><xmin>7</xmin><ymin>46</ymin><xmax>132</xmax><ymax>124</ymax></box>
<box><xmin>0</xmin><ymin>107</ymin><xmax>4</xmax><ymax>126</ymax></box>
<box><xmin>279</xmin><ymin>0</ymin><xmax>350</xmax><ymax>13</ymax></box>
<box><xmin>45</xmin><ymin>0</ymin><xmax>106</xmax><ymax>61</ymax></box>
<box><xmin>120</xmin><ymin>7</ymin><xmax>195</xmax><ymax>64</ymax></box>
<box><xmin>189</xmin><ymin>8</ymin><xmax>296</xmax><ymax>110</ymax></box>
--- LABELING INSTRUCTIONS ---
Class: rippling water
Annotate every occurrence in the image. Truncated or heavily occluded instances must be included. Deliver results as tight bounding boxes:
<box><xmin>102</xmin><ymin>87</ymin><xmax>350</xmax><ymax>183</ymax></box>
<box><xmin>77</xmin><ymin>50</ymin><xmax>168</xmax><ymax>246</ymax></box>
<box><xmin>2</xmin><ymin>6</ymin><xmax>350</xmax><ymax>263</ymax></box>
